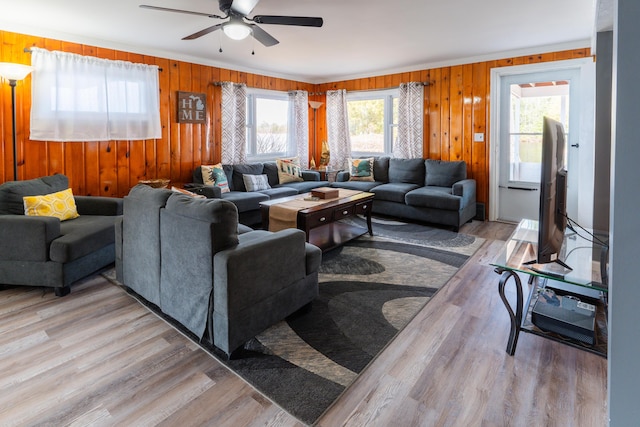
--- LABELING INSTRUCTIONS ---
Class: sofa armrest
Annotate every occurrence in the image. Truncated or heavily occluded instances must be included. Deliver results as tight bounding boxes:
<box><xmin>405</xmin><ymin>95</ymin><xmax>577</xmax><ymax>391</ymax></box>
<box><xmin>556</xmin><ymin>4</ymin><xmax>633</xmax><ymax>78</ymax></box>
<box><xmin>335</xmin><ymin>170</ymin><xmax>350</xmax><ymax>182</ymax></box>
<box><xmin>75</xmin><ymin>196</ymin><xmax>123</xmax><ymax>216</ymax></box>
<box><xmin>452</xmin><ymin>179</ymin><xmax>477</xmax><ymax>207</ymax></box>
<box><xmin>302</xmin><ymin>170</ymin><xmax>321</xmax><ymax>181</ymax></box>
<box><xmin>213</xmin><ymin>229</ymin><xmax>309</xmax><ymax>312</ymax></box>
<box><xmin>184</xmin><ymin>184</ymin><xmax>222</xmax><ymax>199</ymax></box>
<box><xmin>0</xmin><ymin>215</ymin><xmax>60</xmax><ymax>261</ymax></box>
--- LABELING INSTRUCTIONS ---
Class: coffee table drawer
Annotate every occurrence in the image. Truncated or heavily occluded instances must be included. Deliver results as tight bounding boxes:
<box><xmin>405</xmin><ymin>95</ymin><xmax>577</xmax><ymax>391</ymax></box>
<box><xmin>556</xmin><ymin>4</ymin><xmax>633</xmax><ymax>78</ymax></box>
<box><xmin>306</xmin><ymin>211</ymin><xmax>332</xmax><ymax>228</ymax></box>
<box><xmin>355</xmin><ymin>201</ymin><xmax>371</xmax><ymax>215</ymax></box>
<box><xmin>333</xmin><ymin>204</ymin><xmax>355</xmax><ymax>220</ymax></box>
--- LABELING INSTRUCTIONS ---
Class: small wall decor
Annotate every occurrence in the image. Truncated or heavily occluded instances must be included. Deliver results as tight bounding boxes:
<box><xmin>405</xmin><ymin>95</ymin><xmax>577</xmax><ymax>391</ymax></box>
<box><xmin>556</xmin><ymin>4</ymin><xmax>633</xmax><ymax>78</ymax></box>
<box><xmin>177</xmin><ymin>91</ymin><xmax>206</xmax><ymax>124</ymax></box>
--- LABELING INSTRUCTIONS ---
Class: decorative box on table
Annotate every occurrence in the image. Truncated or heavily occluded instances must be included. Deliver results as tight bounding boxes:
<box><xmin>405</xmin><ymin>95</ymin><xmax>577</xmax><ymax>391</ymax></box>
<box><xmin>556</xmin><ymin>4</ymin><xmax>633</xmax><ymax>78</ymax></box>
<box><xmin>311</xmin><ymin>187</ymin><xmax>339</xmax><ymax>199</ymax></box>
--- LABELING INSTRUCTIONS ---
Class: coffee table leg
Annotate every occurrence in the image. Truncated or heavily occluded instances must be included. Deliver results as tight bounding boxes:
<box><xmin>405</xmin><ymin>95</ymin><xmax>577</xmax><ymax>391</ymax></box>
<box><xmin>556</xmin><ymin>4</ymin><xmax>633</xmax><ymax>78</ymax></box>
<box><xmin>366</xmin><ymin>208</ymin><xmax>373</xmax><ymax>236</ymax></box>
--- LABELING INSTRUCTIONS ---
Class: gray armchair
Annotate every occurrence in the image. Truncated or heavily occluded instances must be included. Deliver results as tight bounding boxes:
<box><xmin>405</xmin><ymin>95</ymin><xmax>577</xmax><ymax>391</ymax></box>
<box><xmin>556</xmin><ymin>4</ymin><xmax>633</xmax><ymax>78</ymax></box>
<box><xmin>0</xmin><ymin>174</ymin><xmax>123</xmax><ymax>296</ymax></box>
<box><xmin>116</xmin><ymin>184</ymin><xmax>321</xmax><ymax>358</ymax></box>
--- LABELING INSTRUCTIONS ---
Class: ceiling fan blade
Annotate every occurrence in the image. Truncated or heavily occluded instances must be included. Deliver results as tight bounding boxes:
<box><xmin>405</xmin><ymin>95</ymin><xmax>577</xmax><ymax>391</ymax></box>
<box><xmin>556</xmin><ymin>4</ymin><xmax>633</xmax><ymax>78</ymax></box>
<box><xmin>139</xmin><ymin>5</ymin><xmax>223</xmax><ymax>19</ymax></box>
<box><xmin>182</xmin><ymin>23</ymin><xmax>225</xmax><ymax>40</ymax></box>
<box><xmin>230</xmin><ymin>0</ymin><xmax>260</xmax><ymax>16</ymax></box>
<box><xmin>252</xmin><ymin>15</ymin><xmax>323</xmax><ymax>27</ymax></box>
<box><xmin>249</xmin><ymin>24</ymin><xmax>279</xmax><ymax>47</ymax></box>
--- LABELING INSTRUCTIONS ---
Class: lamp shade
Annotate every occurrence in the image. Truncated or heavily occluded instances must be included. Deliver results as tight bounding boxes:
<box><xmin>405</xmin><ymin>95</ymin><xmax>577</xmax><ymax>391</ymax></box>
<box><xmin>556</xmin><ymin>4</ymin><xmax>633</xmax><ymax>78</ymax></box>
<box><xmin>0</xmin><ymin>62</ymin><xmax>33</xmax><ymax>81</ymax></box>
<box><xmin>309</xmin><ymin>101</ymin><xmax>323</xmax><ymax>109</ymax></box>
<box><xmin>223</xmin><ymin>22</ymin><xmax>251</xmax><ymax>40</ymax></box>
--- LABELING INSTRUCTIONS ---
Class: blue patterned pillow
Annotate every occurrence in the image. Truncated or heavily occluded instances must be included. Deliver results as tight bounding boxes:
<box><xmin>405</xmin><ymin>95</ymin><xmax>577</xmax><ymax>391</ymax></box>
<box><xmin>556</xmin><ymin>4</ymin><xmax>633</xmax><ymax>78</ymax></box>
<box><xmin>348</xmin><ymin>157</ymin><xmax>375</xmax><ymax>182</ymax></box>
<box><xmin>201</xmin><ymin>164</ymin><xmax>230</xmax><ymax>193</ymax></box>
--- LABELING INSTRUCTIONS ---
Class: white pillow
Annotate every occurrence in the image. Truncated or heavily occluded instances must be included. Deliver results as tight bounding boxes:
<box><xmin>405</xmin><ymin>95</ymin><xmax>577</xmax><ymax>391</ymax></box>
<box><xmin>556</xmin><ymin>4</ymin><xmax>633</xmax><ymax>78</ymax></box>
<box><xmin>243</xmin><ymin>174</ymin><xmax>271</xmax><ymax>192</ymax></box>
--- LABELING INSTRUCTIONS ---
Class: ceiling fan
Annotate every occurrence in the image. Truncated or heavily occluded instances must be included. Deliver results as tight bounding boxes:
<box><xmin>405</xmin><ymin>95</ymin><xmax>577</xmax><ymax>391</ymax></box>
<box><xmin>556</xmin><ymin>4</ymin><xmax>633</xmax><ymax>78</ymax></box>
<box><xmin>140</xmin><ymin>0</ymin><xmax>323</xmax><ymax>47</ymax></box>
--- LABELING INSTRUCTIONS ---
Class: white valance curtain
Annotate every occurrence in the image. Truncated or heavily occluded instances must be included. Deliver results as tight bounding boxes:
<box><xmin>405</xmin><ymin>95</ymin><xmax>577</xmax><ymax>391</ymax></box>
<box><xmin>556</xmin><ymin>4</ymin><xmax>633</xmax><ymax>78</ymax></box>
<box><xmin>326</xmin><ymin>89</ymin><xmax>352</xmax><ymax>171</ymax></box>
<box><xmin>29</xmin><ymin>47</ymin><xmax>161</xmax><ymax>142</ymax></box>
<box><xmin>221</xmin><ymin>82</ymin><xmax>247</xmax><ymax>164</ymax></box>
<box><xmin>396</xmin><ymin>82</ymin><xmax>424</xmax><ymax>158</ymax></box>
<box><xmin>287</xmin><ymin>90</ymin><xmax>309</xmax><ymax>168</ymax></box>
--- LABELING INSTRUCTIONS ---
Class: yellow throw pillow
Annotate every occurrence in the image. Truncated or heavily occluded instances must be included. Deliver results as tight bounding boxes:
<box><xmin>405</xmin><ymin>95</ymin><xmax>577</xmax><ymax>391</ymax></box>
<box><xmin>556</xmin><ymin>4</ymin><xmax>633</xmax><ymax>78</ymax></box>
<box><xmin>201</xmin><ymin>163</ymin><xmax>230</xmax><ymax>193</ymax></box>
<box><xmin>276</xmin><ymin>157</ymin><xmax>304</xmax><ymax>184</ymax></box>
<box><xmin>23</xmin><ymin>188</ymin><xmax>80</xmax><ymax>221</ymax></box>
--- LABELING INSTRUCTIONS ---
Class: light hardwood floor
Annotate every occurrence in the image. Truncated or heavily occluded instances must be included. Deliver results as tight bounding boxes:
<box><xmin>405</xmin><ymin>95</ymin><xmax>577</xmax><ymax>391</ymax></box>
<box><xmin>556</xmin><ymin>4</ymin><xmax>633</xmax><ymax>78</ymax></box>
<box><xmin>0</xmin><ymin>221</ymin><xmax>608</xmax><ymax>426</ymax></box>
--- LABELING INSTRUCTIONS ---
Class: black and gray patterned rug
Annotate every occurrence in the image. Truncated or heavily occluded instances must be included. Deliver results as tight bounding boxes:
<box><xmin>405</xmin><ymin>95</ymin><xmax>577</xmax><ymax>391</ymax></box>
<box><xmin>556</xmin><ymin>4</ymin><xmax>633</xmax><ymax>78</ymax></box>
<box><xmin>221</xmin><ymin>217</ymin><xmax>484</xmax><ymax>425</ymax></box>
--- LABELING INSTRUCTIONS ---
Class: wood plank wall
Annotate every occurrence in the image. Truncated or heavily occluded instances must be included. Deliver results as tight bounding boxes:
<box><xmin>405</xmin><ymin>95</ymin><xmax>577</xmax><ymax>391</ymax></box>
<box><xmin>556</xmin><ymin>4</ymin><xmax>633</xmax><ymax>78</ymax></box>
<box><xmin>316</xmin><ymin>48</ymin><xmax>591</xmax><ymax>209</ymax></box>
<box><xmin>0</xmin><ymin>30</ymin><xmax>314</xmax><ymax>197</ymax></box>
<box><xmin>0</xmin><ymin>29</ymin><xmax>590</xmax><ymax>206</ymax></box>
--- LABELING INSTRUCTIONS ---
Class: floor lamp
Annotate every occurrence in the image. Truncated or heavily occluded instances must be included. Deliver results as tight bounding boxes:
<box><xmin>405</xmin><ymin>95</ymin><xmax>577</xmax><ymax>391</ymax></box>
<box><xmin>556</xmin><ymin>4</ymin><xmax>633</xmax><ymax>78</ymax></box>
<box><xmin>0</xmin><ymin>62</ymin><xmax>34</xmax><ymax>181</ymax></box>
<box><xmin>308</xmin><ymin>101</ymin><xmax>323</xmax><ymax>169</ymax></box>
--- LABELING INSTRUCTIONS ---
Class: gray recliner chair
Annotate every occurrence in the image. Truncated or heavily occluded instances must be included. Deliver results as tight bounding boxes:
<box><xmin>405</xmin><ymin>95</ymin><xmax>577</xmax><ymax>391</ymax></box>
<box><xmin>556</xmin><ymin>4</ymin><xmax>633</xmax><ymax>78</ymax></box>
<box><xmin>0</xmin><ymin>174</ymin><xmax>123</xmax><ymax>296</ymax></box>
<box><xmin>116</xmin><ymin>184</ymin><xmax>321</xmax><ymax>358</ymax></box>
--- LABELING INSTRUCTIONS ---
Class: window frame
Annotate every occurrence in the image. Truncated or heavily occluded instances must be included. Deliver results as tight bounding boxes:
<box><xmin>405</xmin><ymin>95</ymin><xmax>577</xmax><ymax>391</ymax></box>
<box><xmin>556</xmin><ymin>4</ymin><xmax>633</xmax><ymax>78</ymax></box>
<box><xmin>346</xmin><ymin>88</ymin><xmax>399</xmax><ymax>157</ymax></box>
<box><xmin>245</xmin><ymin>88</ymin><xmax>290</xmax><ymax>162</ymax></box>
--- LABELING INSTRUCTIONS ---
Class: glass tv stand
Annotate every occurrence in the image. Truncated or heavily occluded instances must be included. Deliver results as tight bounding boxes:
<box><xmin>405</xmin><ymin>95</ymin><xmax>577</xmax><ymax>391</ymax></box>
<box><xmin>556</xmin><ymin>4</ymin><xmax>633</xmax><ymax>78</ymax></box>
<box><xmin>491</xmin><ymin>219</ymin><xmax>609</xmax><ymax>357</ymax></box>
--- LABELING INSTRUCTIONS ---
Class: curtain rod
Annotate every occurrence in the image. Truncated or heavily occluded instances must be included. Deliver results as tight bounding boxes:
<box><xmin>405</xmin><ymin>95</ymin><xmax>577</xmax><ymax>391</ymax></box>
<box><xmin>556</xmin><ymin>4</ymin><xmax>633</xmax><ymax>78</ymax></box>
<box><xmin>310</xmin><ymin>81</ymin><xmax>430</xmax><ymax>96</ymax></box>
<box><xmin>23</xmin><ymin>47</ymin><xmax>164</xmax><ymax>71</ymax></box>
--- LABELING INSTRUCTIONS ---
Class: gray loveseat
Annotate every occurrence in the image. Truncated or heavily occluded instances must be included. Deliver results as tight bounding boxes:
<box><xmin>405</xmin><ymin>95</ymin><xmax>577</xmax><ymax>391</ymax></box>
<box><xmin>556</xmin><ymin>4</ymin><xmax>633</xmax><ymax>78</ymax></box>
<box><xmin>0</xmin><ymin>174</ymin><xmax>123</xmax><ymax>296</ymax></box>
<box><xmin>115</xmin><ymin>184</ymin><xmax>322</xmax><ymax>358</ymax></box>
<box><xmin>332</xmin><ymin>157</ymin><xmax>476</xmax><ymax>231</ymax></box>
<box><xmin>186</xmin><ymin>162</ymin><xmax>329</xmax><ymax>226</ymax></box>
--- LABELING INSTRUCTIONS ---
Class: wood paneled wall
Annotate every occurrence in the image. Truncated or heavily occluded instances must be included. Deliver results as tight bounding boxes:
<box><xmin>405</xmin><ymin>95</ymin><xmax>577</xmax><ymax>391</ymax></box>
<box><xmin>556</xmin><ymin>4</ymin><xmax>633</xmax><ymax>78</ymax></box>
<box><xmin>316</xmin><ymin>48</ymin><xmax>591</xmax><ymax>208</ymax></box>
<box><xmin>0</xmin><ymin>30</ymin><xmax>314</xmax><ymax>197</ymax></box>
<box><xmin>0</xmin><ymin>29</ymin><xmax>590</xmax><ymax>206</ymax></box>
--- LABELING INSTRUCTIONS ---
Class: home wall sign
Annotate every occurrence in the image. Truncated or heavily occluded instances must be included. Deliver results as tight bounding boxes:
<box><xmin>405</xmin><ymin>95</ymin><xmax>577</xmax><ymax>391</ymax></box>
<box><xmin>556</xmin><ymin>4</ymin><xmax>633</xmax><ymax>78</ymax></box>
<box><xmin>177</xmin><ymin>91</ymin><xmax>206</xmax><ymax>124</ymax></box>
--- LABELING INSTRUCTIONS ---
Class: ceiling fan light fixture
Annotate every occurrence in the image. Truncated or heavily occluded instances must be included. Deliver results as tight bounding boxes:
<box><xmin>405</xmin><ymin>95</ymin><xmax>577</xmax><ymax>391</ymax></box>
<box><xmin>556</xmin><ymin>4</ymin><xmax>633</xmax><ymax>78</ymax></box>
<box><xmin>223</xmin><ymin>22</ymin><xmax>251</xmax><ymax>40</ymax></box>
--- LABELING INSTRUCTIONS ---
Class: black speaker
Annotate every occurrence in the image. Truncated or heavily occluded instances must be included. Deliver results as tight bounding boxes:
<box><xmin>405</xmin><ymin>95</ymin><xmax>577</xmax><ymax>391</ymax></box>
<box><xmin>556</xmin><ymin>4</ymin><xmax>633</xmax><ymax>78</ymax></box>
<box><xmin>474</xmin><ymin>202</ymin><xmax>486</xmax><ymax>221</ymax></box>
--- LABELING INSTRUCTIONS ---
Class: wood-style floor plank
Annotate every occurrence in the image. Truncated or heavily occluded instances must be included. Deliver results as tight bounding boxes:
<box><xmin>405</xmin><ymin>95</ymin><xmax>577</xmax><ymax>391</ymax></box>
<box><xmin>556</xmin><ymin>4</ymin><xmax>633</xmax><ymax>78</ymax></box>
<box><xmin>0</xmin><ymin>221</ymin><xmax>608</xmax><ymax>426</ymax></box>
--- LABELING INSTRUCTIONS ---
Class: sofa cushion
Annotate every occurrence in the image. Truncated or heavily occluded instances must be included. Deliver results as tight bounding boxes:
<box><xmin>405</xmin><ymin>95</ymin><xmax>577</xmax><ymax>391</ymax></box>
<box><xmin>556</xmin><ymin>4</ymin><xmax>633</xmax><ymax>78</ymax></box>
<box><xmin>243</xmin><ymin>174</ymin><xmax>271</xmax><ymax>192</ymax></box>
<box><xmin>371</xmin><ymin>182</ymin><xmax>420</xmax><ymax>203</ymax></box>
<box><xmin>51</xmin><ymin>215</ymin><xmax>119</xmax><ymax>263</ymax></box>
<box><xmin>373</xmin><ymin>157</ymin><xmax>390</xmax><ymax>183</ymax></box>
<box><xmin>388</xmin><ymin>158</ymin><xmax>425</xmax><ymax>185</ymax></box>
<box><xmin>280</xmin><ymin>180</ymin><xmax>330</xmax><ymax>194</ymax></box>
<box><xmin>348</xmin><ymin>157</ymin><xmax>375</xmax><ymax>181</ymax></box>
<box><xmin>23</xmin><ymin>188</ymin><xmax>80</xmax><ymax>221</ymax></box>
<box><xmin>263</xmin><ymin>162</ymin><xmax>280</xmax><ymax>187</ymax></box>
<box><xmin>425</xmin><ymin>159</ymin><xmax>467</xmax><ymax>187</ymax></box>
<box><xmin>276</xmin><ymin>158</ymin><xmax>304</xmax><ymax>184</ymax></box>
<box><xmin>201</xmin><ymin>164</ymin><xmax>230</xmax><ymax>193</ymax></box>
<box><xmin>259</xmin><ymin>186</ymin><xmax>298</xmax><ymax>199</ymax></box>
<box><xmin>221</xmin><ymin>191</ymin><xmax>269</xmax><ymax>213</ymax></box>
<box><xmin>405</xmin><ymin>187</ymin><xmax>462</xmax><ymax>211</ymax></box>
<box><xmin>0</xmin><ymin>174</ymin><xmax>69</xmax><ymax>215</ymax></box>
<box><xmin>331</xmin><ymin>180</ymin><xmax>381</xmax><ymax>192</ymax></box>
<box><xmin>231</xmin><ymin>163</ymin><xmax>264</xmax><ymax>192</ymax></box>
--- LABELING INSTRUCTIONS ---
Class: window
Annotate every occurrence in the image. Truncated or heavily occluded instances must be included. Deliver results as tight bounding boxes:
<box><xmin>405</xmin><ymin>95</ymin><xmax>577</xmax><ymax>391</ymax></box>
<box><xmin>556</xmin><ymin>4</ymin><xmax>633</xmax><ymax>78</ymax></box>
<box><xmin>246</xmin><ymin>89</ymin><xmax>289</xmax><ymax>160</ymax></box>
<box><xmin>347</xmin><ymin>89</ymin><xmax>398</xmax><ymax>156</ymax></box>
<box><xmin>30</xmin><ymin>47</ymin><xmax>161</xmax><ymax>142</ymax></box>
<box><xmin>508</xmin><ymin>82</ymin><xmax>570</xmax><ymax>183</ymax></box>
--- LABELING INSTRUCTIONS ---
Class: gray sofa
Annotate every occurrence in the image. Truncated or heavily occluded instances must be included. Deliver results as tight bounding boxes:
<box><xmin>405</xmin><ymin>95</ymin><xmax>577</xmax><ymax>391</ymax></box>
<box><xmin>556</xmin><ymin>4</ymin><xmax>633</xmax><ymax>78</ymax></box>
<box><xmin>332</xmin><ymin>157</ymin><xmax>476</xmax><ymax>231</ymax></box>
<box><xmin>115</xmin><ymin>184</ymin><xmax>322</xmax><ymax>358</ymax></box>
<box><xmin>0</xmin><ymin>174</ymin><xmax>123</xmax><ymax>296</ymax></box>
<box><xmin>186</xmin><ymin>162</ymin><xmax>329</xmax><ymax>226</ymax></box>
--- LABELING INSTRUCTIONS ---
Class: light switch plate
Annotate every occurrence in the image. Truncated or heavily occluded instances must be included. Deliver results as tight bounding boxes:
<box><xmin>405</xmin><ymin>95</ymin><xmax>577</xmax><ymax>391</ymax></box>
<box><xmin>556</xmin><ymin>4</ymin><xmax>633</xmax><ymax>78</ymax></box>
<box><xmin>474</xmin><ymin>133</ymin><xmax>485</xmax><ymax>142</ymax></box>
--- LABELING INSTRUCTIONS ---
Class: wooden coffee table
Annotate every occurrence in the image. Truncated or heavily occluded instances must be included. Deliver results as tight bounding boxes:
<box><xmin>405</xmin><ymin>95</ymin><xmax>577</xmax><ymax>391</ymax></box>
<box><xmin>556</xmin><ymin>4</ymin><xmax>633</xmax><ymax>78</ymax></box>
<box><xmin>260</xmin><ymin>191</ymin><xmax>374</xmax><ymax>252</ymax></box>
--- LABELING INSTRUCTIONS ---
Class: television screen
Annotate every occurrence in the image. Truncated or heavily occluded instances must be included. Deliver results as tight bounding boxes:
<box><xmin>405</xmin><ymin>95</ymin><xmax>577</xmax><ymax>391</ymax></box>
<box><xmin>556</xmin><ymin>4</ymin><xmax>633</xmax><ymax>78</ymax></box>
<box><xmin>533</xmin><ymin>116</ymin><xmax>571</xmax><ymax>275</ymax></box>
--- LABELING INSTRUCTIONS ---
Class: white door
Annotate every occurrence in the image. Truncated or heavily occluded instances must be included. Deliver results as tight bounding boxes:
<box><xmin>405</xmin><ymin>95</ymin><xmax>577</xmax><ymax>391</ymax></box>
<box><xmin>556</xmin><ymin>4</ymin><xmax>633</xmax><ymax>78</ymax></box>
<box><xmin>490</xmin><ymin>59</ymin><xmax>595</xmax><ymax>225</ymax></box>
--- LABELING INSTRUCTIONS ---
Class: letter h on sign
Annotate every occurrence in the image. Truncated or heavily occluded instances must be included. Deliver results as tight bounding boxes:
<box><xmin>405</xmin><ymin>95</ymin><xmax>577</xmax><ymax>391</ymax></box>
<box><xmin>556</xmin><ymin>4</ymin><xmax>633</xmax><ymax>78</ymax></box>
<box><xmin>177</xmin><ymin>91</ymin><xmax>207</xmax><ymax>124</ymax></box>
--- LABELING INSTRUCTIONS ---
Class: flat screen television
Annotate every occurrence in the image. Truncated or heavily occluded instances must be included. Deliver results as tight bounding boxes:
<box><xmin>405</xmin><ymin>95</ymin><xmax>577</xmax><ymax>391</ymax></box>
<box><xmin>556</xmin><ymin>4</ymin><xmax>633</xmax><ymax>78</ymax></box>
<box><xmin>528</xmin><ymin>116</ymin><xmax>572</xmax><ymax>277</ymax></box>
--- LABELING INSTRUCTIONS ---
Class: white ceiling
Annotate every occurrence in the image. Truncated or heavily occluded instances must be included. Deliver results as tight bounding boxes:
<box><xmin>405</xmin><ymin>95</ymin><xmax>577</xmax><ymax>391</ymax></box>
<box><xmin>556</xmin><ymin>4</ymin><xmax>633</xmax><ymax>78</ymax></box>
<box><xmin>0</xmin><ymin>0</ymin><xmax>596</xmax><ymax>84</ymax></box>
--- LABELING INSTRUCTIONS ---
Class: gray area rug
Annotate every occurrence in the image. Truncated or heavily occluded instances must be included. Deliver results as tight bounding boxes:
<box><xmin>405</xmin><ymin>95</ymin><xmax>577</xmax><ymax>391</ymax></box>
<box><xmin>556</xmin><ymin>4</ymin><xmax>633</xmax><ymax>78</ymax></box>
<box><xmin>223</xmin><ymin>217</ymin><xmax>484</xmax><ymax>425</ymax></box>
<box><xmin>106</xmin><ymin>217</ymin><xmax>484</xmax><ymax>425</ymax></box>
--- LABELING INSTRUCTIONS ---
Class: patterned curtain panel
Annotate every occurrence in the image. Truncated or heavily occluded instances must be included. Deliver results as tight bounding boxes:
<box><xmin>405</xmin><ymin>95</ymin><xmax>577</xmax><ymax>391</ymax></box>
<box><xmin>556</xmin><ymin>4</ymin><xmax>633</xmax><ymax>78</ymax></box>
<box><xmin>326</xmin><ymin>89</ymin><xmax>352</xmax><ymax>171</ymax></box>
<box><xmin>396</xmin><ymin>82</ymin><xmax>424</xmax><ymax>159</ymax></box>
<box><xmin>287</xmin><ymin>90</ymin><xmax>310</xmax><ymax>168</ymax></box>
<box><xmin>221</xmin><ymin>82</ymin><xmax>247</xmax><ymax>164</ymax></box>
